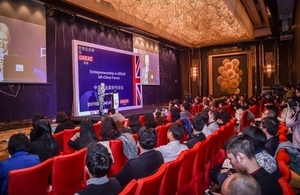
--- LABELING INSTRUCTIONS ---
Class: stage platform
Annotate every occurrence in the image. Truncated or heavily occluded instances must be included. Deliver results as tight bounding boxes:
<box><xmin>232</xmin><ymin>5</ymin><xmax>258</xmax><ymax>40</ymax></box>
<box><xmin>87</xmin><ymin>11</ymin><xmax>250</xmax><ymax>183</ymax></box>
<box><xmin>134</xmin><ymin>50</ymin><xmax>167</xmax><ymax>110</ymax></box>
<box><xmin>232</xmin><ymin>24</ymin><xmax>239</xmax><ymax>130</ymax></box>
<box><xmin>71</xmin><ymin>104</ymin><xmax>164</xmax><ymax>124</ymax></box>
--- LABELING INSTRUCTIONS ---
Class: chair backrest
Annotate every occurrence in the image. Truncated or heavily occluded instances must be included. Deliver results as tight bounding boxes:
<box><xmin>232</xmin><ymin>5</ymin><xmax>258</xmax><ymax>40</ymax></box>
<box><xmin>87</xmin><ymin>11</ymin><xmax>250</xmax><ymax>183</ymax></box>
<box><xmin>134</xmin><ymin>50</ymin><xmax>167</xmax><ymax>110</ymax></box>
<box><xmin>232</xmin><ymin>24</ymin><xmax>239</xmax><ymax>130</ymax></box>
<box><xmin>278</xmin><ymin>161</ymin><xmax>292</xmax><ymax>182</ymax></box>
<box><xmin>177</xmin><ymin>144</ymin><xmax>199</xmax><ymax>195</ymax></box>
<box><xmin>62</xmin><ymin>128</ymin><xmax>80</xmax><ymax>155</ymax></box>
<box><xmin>51</xmin><ymin>148</ymin><xmax>86</xmax><ymax>195</ymax></box>
<box><xmin>108</xmin><ymin>139</ymin><xmax>127</xmax><ymax>177</ymax></box>
<box><xmin>119</xmin><ymin>179</ymin><xmax>138</xmax><ymax>195</ymax></box>
<box><xmin>156</xmin><ymin>123</ymin><xmax>172</xmax><ymax>147</ymax></box>
<box><xmin>8</xmin><ymin>158</ymin><xmax>53</xmax><ymax>195</ymax></box>
<box><xmin>249</xmin><ymin>104</ymin><xmax>260</xmax><ymax>118</ymax></box>
<box><xmin>53</xmin><ymin>131</ymin><xmax>64</xmax><ymax>155</ymax></box>
<box><xmin>276</xmin><ymin>149</ymin><xmax>291</xmax><ymax>164</ymax></box>
<box><xmin>240</xmin><ymin>111</ymin><xmax>252</xmax><ymax>132</ymax></box>
<box><xmin>139</xmin><ymin>115</ymin><xmax>145</xmax><ymax>125</ymax></box>
<box><xmin>159</xmin><ymin>151</ymin><xmax>185</xmax><ymax>195</ymax></box>
<box><xmin>134</xmin><ymin>163</ymin><xmax>167</xmax><ymax>195</ymax></box>
<box><xmin>278</xmin><ymin>178</ymin><xmax>296</xmax><ymax>195</ymax></box>
<box><xmin>92</xmin><ymin>121</ymin><xmax>102</xmax><ymax>140</ymax></box>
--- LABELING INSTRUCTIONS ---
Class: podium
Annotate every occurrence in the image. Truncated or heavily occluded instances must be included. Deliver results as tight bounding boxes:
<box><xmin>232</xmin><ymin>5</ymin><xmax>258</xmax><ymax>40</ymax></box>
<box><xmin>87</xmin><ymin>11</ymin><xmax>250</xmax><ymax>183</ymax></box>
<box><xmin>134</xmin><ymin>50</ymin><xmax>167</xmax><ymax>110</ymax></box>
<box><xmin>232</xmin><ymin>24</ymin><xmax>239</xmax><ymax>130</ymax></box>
<box><xmin>105</xmin><ymin>92</ymin><xmax>119</xmax><ymax>109</ymax></box>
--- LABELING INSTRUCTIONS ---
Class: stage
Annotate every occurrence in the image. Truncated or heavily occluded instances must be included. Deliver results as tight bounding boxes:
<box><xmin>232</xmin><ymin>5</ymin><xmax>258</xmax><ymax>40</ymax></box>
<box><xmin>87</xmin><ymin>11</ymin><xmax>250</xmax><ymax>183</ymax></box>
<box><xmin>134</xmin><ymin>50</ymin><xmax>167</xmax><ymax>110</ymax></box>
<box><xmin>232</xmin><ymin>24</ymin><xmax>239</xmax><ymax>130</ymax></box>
<box><xmin>71</xmin><ymin>104</ymin><xmax>164</xmax><ymax>124</ymax></box>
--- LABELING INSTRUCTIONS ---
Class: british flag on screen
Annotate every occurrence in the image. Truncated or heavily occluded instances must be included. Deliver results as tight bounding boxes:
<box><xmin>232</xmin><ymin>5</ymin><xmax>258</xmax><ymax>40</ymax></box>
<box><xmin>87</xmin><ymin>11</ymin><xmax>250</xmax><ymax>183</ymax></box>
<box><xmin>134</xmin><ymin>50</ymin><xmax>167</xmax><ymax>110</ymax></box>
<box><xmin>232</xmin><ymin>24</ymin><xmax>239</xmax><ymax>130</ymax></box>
<box><xmin>133</xmin><ymin>55</ymin><xmax>142</xmax><ymax>106</ymax></box>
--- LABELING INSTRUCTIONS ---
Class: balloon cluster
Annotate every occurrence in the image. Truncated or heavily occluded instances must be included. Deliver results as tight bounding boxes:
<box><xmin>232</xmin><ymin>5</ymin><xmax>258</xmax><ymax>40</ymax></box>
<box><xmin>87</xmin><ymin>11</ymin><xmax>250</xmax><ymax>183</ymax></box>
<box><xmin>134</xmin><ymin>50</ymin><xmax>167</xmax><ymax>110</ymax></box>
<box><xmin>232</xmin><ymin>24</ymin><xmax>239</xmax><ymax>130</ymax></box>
<box><xmin>217</xmin><ymin>58</ymin><xmax>243</xmax><ymax>95</ymax></box>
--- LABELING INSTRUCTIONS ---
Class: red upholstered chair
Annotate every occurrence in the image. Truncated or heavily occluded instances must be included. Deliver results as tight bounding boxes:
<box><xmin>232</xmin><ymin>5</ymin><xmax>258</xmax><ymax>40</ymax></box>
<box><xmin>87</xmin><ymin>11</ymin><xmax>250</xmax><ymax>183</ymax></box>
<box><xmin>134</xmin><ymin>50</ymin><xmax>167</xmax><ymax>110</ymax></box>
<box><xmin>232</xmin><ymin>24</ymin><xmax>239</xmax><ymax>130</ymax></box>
<box><xmin>197</xmin><ymin>104</ymin><xmax>204</xmax><ymax>113</ymax></box>
<box><xmin>278</xmin><ymin>178</ymin><xmax>296</xmax><ymax>195</ymax></box>
<box><xmin>53</xmin><ymin>131</ymin><xmax>64</xmax><ymax>155</ymax></box>
<box><xmin>239</xmin><ymin>110</ymin><xmax>253</xmax><ymax>132</ymax></box>
<box><xmin>62</xmin><ymin>127</ymin><xmax>80</xmax><ymax>155</ymax></box>
<box><xmin>159</xmin><ymin>151</ymin><xmax>185</xmax><ymax>195</ymax></box>
<box><xmin>249</xmin><ymin>105</ymin><xmax>260</xmax><ymax>118</ymax></box>
<box><xmin>223</xmin><ymin>105</ymin><xmax>235</xmax><ymax>118</ymax></box>
<box><xmin>193</xmin><ymin>138</ymin><xmax>211</xmax><ymax>194</ymax></box>
<box><xmin>7</xmin><ymin>158</ymin><xmax>53</xmax><ymax>195</ymax></box>
<box><xmin>191</xmin><ymin>105</ymin><xmax>197</xmax><ymax>115</ymax></box>
<box><xmin>132</xmin><ymin>134</ymin><xmax>138</xmax><ymax>143</ymax></box>
<box><xmin>119</xmin><ymin>179</ymin><xmax>138</xmax><ymax>195</ymax></box>
<box><xmin>134</xmin><ymin>163</ymin><xmax>167</xmax><ymax>195</ymax></box>
<box><xmin>92</xmin><ymin>122</ymin><xmax>102</xmax><ymax>140</ymax></box>
<box><xmin>51</xmin><ymin>148</ymin><xmax>86</xmax><ymax>195</ymax></box>
<box><xmin>276</xmin><ymin>149</ymin><xmax>291</xmax><ymax>164</ymax></box>
<box><xmin>177</xmin><ymin>144</ymin><xmax>199</xmax><ymax>195</ymax></box>
<box><xmin>139</xmin><ymin>115</ymin><xmax>145</xmax><ymax>125</ymax></box>
<box><xmin>278</xmin><ymin>161</ymin><xmax>292</xmax><ymax>182</ymax></box>
<box><xmin>108</xmin><ymin>139</ymin><xmax>127</xmax><ymax>177</ymax></box>
<box><xmin>156</xmin><ymin>123</ymin><xmax>172</xmax><ymax>147</ymax></box>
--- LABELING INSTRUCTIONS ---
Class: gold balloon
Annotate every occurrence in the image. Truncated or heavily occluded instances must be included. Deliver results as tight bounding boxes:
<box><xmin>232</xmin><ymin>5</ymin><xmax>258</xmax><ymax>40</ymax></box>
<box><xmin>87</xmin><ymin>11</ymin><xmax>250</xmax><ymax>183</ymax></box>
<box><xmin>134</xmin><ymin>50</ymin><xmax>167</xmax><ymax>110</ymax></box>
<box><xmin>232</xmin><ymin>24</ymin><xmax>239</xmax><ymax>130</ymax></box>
<box><xmin>229</xmin><ymin>79</ymin><xmax>239</xmax><ymax>88</ymax></box>
<box><xmin>217</xmin><ymin>76</ymin><xmax>224</xmax><ymax>85</ymax></box>
<box><xmin>234</xmin><ymin>66</ymin><xmax>239</xmax><ymax>73</ymax></box>
<box><xmin>221</xmin><ymin>82</ymin><xmax>229</xmax><ymax>89</ymax></box>
<box><xmin>220</xmin><ymin>87</ymin><xmax>226</xmax><ymax>92</ymax></box>
<box><xmin>226</xmin><ymin>69</ymin><xmax>236</xmax><ymax>79</ymax></box>
<box><xmin>238</xmin><ymin>69</ymin><xmax>243</xmax><ymax>76</ymax></box>
<box><xmin>234</xmin><ymin>88</ymin><xmax>240</xmax><ymax>94</ymax></box>
<box><xmin>234</xmin><ymin>73</ymin><xmax>240</xmax><ymax>80</ymax></box>
<box><xmin>239</xmin><ymin>77</ymin><xmax>242</xmax><ymax>82</ymax></box>
<box><xmin>221</xmin><ymin>71</ymin><xmax>227</xmax><ymax>78</ymax></box>
<box><xmin>231</xmin><ymin>59</ymin><xmax>240</xmax><ymax>67</ymax></box>
<box><xmin>226</xmin><ymin>87</ymin><xmax>235</xmax><ymax>94</ymax></box>
<box><xmin>222</xmin><ymin>59</ymin><xmax>230</xmax><ymax>65</ymax></box>
<box><xmin>224</xmin><ymin>62</ymin><xmax>234</xmax><ymax>70</ymax></box>
<box><xmin>218</xmin><ymin>66</ymin><xmax>225</xmax><ymax>74</ymax></box>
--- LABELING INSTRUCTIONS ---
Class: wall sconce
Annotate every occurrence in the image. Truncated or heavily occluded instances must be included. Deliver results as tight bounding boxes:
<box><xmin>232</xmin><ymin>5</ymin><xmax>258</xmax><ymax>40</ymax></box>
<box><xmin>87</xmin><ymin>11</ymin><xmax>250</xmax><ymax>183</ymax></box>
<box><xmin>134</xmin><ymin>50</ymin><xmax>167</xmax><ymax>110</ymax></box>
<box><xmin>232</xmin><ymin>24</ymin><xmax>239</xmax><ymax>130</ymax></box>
<box><xmin>191</xmin><ymin>59</ymin><xmax>199</xmax><ymax>81</ymax></box>
<box><xmin>264</xmin><ymin>60</ymin><xmax>275</xmax><ymax>78</ymax></box>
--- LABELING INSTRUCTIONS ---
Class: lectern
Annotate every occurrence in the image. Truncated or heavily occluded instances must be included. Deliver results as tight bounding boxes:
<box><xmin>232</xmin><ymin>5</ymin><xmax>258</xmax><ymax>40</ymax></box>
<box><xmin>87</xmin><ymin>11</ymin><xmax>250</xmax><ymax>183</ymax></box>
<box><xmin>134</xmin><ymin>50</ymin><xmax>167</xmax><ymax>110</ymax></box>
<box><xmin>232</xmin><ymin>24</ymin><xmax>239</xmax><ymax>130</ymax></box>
<box><xmin>105</xmin><ymin>92</ymin><xmax>119</xmax><ymax>109</ymax></box>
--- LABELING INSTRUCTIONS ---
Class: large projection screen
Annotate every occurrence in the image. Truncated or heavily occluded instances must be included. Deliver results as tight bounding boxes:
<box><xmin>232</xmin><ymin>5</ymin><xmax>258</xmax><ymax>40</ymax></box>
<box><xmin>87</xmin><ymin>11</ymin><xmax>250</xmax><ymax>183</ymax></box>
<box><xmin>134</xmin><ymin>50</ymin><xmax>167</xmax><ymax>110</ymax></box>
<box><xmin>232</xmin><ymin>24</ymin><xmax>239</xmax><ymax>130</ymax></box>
<box><xmin>72</xmin><ymin>40</ymin><xmax>142</xmax><ymax>116</ymax></box>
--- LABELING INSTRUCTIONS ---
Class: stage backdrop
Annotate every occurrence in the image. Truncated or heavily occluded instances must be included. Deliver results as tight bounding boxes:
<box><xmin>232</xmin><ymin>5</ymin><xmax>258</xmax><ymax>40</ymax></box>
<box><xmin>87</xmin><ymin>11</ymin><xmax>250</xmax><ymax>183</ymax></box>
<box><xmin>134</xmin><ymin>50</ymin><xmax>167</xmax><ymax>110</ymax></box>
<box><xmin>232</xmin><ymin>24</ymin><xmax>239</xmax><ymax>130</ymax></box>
<box><xmin>72</xmin><ymin>40</ymin><xmax>142</xmax><ymax>116</ymax></box>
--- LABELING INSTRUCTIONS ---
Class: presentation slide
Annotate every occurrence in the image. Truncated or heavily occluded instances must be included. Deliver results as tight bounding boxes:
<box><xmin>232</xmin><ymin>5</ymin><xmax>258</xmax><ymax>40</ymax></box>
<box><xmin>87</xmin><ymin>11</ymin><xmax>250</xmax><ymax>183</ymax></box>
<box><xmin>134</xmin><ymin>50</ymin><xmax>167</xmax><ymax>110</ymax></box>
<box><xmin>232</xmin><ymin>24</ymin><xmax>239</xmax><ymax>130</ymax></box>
<box><xmin>72</xmin><ymin>40</ymin><xmax>143</xmax><ymax>116</ymax></box>
<box><xmin>0</xmin><ymin>0</ymin><xmax>47</xmax><ymax>83</ymax></box>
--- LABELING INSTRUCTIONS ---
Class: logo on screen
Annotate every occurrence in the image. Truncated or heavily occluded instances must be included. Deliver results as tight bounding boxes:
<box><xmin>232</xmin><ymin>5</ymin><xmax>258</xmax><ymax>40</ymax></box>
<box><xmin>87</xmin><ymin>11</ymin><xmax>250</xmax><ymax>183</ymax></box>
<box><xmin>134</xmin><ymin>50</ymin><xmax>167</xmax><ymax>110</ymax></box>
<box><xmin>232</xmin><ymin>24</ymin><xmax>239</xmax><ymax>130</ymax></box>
<box><xmin>79</xmin><ymin>55</ymin><xmax>93</xmax><ymax>62</ymax></box>
<box><xmin>15</xmin><ymin>64</ymin><xmax>24</xmax><ymax>72</ymax></box>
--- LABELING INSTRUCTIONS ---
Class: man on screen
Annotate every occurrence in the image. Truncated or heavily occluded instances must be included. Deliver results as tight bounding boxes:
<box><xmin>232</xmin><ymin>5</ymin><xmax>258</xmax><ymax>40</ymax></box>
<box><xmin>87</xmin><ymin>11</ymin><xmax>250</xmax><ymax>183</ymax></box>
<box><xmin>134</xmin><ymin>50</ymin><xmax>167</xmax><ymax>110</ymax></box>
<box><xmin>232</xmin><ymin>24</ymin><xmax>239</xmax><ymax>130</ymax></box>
<box><xmin>0</xmin><ymin>23</ymin><xmax>11</xmax><ymax>81</ymax></box>
<box><xmin>98</xmin><ymin>82</ymin><xmax>105</xmax><ymax>115</ymax></box>
<box><xmin>141</xmin><ymin>54</ymin><xmax>152</xmax><ymax>84</ymax></box>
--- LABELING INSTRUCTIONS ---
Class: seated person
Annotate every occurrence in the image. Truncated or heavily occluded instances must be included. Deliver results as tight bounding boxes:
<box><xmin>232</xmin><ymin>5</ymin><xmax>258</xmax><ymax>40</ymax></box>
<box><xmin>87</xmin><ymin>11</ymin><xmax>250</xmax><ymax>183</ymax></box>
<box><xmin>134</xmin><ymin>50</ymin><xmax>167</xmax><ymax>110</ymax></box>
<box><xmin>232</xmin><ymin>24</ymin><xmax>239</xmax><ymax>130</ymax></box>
<box><xmin>144</xmin><ymin>112</ymin><xmax>158</xmax><ymax>128</ymax></box>
<box><xmin>29</xmin><ymin>113</ymin><xmax>45</xmax><ymax>142</ymax></box>
<box><xmin>115</xmin><ymin>126</ymin><xmax>164</xmax><ymax>188</ymax></box>
<box><xmin>261</xmin><ymin>117</ymin><xmax>279</xmax><ymax>156</ymax></box>
<box><xmin>221</xmin><ymin>172</ymin><xmax>262</xmax><ymax>195</ymax></box>
<box><xmin>108</xmin><ymin>107</ymin><xmax>125</xmax><ymax>122</ymax></box>
<box><xmin>156</xmin><ymin>123</ymin><xmax>188</xmax><ymax>162</ymax></box>
<box><xmin>154</xmin><ymin>111</ymin><xmax>166</xmax><ymax>126</ymax></box>
<box><xmin>54</xmin><ymin>111</ymin><xmax>75</xmax><ymax>134</ymax></box>
<box><xmin>207</xmin><ymin>110</ymin><xmax>219</xmax><ymax>135</ymax></box>
<box><xmin>68</xmin><ymin>119</ymin><xmax>99</xmax><ymax>151</ymax></box>
<box><xmin>185</xmin><ymin>114</ymin><xmax>206</xmax><ymax>149</ymax></box>
<box><xmin>0</xmin><ymin>134</ymin><xmax>40</xmax><ymax>195</ymax></box>
<box><xmin>180</xmin><ymin>103</ymin><xmax>191</xmax><ymax>118</ymax></box>
<box><xmin>223</xmin><ymin>134</ymin><xmax>282</xmax><ymax>195</ymax></box>
<box><xmin>128</xmin><ymin>114</ymin><xmax>142</xmax><ymax>134</ymax></box>
<box><xmin>75</xmin><ymin>143</ymin><xmax>122</xmax><ymax>195</ymax></box>
<box><xmin>31</xmin><ymin>119</ymin><xmax>59</xmax><ymax>161</ymax></box>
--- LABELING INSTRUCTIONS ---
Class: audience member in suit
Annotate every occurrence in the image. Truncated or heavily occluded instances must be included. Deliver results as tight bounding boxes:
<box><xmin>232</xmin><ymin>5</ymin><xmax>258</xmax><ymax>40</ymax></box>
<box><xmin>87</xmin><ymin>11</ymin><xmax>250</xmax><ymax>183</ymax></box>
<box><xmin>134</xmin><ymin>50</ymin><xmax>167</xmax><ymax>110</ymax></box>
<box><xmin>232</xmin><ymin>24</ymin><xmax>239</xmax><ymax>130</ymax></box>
<box><xmin>29</xmin><ymin>113</ymin><xmax>45</xmax><ymax>142</ymax></box>
<box><xmin>115</xmin><ymin>126</ymin><xmax>164</xmax><ymax>188</ymax></box>
<box><xmin>75</xmin><ymin>143</ymin><xmax>122</xmax><ymax>195</ymax></box>
<box><xmin>180</xmin><ymin>103</ymin><xmax>191</xmax><ymax>118</ymax></box>
<box><xmin>185</xmin><ymin>114</ymin><xmax>206</xmax><ymax>149</ymax></box>
<box><xmin>128</xmin><ymin>114</ymin><xmax>142</xmax><ymax>134</ymax></box>
<box><xmin>68</xmin><ymin>119</ymin><xmax>98</xmax><ymax>151</ymax></box>
<box><xmin>221</xmin><ymin>172</ymin><xmax>262</xmax><ymax>195</ymax></box>
<box><xmin>224</xmin><ymin>135</ymin><xmax>282</xmax><ymax>195</ymax></box>
<box><xmin>156</xmin><ymin>123</ymin><xmax>188</xmax><ymax>162</ymax></box>
<box><xmin>54</xmin><ymin>111</ymin><xmax>75</xmax><ymax>134</ymax></box>
<box><xmin>261</xmin><ymin>117</ymin><xmax>280</xmax><ymax>157</ymax></box>
<box><xmin>31</xmin><ymin>119</ymin><xmax>59</xmax><ymax>162</ymax></box>
<box><xmin>144</xmin><ymin>113</ymin><xmax>158</xmax><ymax>128</ymax></box>
<box><xmin>0</xmin><ymin>134</ymin><xmax>40</xmax><ymax>195</ymax></box>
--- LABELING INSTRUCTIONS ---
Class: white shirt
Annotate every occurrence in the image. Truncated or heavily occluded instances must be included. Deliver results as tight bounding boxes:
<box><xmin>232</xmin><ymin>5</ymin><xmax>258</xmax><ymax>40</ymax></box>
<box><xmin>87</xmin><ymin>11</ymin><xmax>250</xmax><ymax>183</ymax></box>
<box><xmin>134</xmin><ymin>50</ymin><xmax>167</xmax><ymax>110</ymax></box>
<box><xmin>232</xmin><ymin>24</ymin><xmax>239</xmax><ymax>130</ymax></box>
<box><xmin>156</xmin><ymin>140</ymin><xmax>188</xmax><ymax>162</ymax></box>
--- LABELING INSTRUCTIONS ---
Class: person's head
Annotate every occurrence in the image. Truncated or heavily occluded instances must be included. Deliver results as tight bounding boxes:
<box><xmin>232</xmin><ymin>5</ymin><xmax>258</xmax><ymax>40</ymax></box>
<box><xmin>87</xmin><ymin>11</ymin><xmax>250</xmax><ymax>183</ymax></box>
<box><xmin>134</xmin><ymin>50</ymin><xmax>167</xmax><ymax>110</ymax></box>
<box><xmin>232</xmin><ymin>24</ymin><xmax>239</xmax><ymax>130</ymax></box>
<box><xmin>208</xmin><ymin>110</ymin><xmax>219</xmax><ymax>122</ymax></box>
<box><xmin>145</xmin><ymin>54</ymin><xmax>150</xmax><ymax>70</ymax></box>
<box><xmin>85</xmin><ymin>142</ymin><xmax>113</xmax><ymax>178</ymax></box>
<box><xmin>181</xmin><ymin>103</ymin><xmax>190</xmax><ymax>111</ymax></box>
<box><xmin>138</xmin><ymin>126</ymin><xmax>157</xmax><ymax>150</ymax></box>
<box><xmin>170</xmin><ymin>107</ymin><xmax>180</xmax><ymax>122</ymax></box>
<box><xmin>31</xmin><ymin>113</ymin><xmax>44</xmax><ymax>128</ymax></box>
<box><xmin>144</xmin><ymin>112</ymin><xmax>156</xmax><ymax>126</ymax></box>
<box><xmin>284</xmin><ymin>84</ymin><xmax>291</xmax><ymax>92</ymax></box>
<box><xmin>168</xmin><ymin>122</ymin><xmax>185</xmax><ymax>141</ymax></box>
<box><xmin>0</xmin><ymin>23</ymin><xmax>10</xmax><ymax>54</ymax></box>
<box><xmin>242</xmin><ymin>126</ymin><xmax>266</xmax><ymax>151</ymax></box>
<box><xmin>108</xmin><ymin>107</ymin><xmax>116</xmax><ymax>115</ymax></box>
<box><xmin>261</xmin><ymin>117</ymin><xmax>279</xmax><ymax>137</ymax></box>
<box><xmin>100</xmin><ymin>117</ymin><xmax>121</xmax><ymax>140</ymax></box>
<box><xmin>34</xmin><ymin>119</ymin><xmax>53</xmax><ymax>139</ymax></box>
<box><xmin>8</xmin><ymin>133</ymin><xmax>32</xmax><ymax>155</ymax></box>
<box><xmin>295</xmin><ymin>86</ymin><xmax>300</xmax><ymax>97</ymax></box>
<box><xmin>225</xmin><ymin>135</ymin><xmax>255</xmax><ymax>172</ymax></box>
<box><xmin>78</xmin><ymin>119</ymin><xmax>98</xmax><ymax>147</ymax></box>
<box><xmin>221</xmin><ymin>172</ymin><xmax>262</xmax><ymax>195</ymax></box>
<box><xmin>262</xmin><ymin>105</ymin><xmax>279</xmax><ymax>119</ymax></box>
<box><xmin>193</xmin><ymin>113</ymin><xmax>208</xmax><ymax>132</ymax></box>
<box><xmin>218</xmin><ymin>108</ymin><xmax>231</xmax><ymax>124</ymax></box>
<box><xmin>56</xmin><ymin>111</ymin><xmax>68</xmax><ymax>123</ymax></box>
<box><xmin>128</xmin><ymin>114</ymin><xmax>141</xmax><ymax>127</ymax></box>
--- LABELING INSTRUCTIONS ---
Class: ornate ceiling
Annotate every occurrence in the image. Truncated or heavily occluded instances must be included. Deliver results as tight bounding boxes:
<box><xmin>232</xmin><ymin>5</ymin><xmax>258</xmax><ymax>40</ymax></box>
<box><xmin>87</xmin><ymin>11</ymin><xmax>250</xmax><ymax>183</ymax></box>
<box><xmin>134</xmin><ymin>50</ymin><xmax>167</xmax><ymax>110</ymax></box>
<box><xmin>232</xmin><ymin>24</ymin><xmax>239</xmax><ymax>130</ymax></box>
<box><xmin>61</xmin><ymin>0</ymin><xmax>261</xmax><ymax>47</ymax></box>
